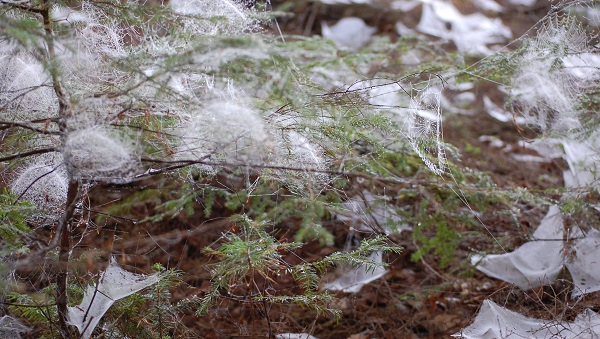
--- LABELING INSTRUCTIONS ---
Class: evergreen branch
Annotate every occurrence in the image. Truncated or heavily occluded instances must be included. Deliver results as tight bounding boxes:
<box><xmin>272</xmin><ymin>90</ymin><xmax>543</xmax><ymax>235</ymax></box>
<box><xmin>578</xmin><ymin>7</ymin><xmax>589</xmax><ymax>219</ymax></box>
<box><xmin>138</xmin><ymin>157</ymin><xmax>414</xmax><ymax>184</ymax></box>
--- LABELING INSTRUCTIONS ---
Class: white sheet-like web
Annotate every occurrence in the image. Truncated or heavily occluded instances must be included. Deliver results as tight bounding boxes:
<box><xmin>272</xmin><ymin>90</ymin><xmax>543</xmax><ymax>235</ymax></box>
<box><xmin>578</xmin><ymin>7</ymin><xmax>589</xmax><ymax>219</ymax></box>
<box><xmin>67</xmin><ymin>257</ymin><xmax>161</xmax><ymax>339</ymax></box>
<box><xmin>416</xmin><ymin>0</ymin><xmax>511</xmax><ymax>56</ymax></box>
<box><xmin>472</xmin><ymin>203</ymin><xmax>600</xmax><ymax>299</ymax></box>
<box><xmin>453</xmin><ymin>300</ymin><xmax>600</xmax><ymax>338</ymax></box>
<box><xmin>322</xmin><ymin>251</ymin><xmax>387</xmax><ymax>293</ymax></box>
<box><xmin>471</xmin><ymin>205</ymin><xmax>565</xmax><ymax>290</ymax></box>
<box><xmin>321</xmin><ymin>17</ymin><xmax>376</xmax><ymax>51</ymax></box>
<box><xmin>566</xmin><ymin>229</ymin><xmax>600</xmax><ymax>298</ymax></box>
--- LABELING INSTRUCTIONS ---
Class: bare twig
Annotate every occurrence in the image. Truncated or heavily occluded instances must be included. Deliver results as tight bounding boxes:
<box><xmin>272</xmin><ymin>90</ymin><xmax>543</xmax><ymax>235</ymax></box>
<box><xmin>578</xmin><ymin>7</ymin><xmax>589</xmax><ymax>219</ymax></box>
<box><xmin>0</xmin><ymin>147</ymin><xmax>56</xmax><ymax>163</ymax></box>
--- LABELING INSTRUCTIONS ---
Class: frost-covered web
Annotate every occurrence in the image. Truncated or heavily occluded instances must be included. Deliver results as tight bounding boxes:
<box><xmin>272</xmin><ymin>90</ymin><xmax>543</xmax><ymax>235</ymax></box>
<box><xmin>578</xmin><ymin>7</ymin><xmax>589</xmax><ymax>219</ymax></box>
<box><xmin>171</xmin><ymin>78</ymin><xmax>274</xmax><ymax>177</ymax></box>
<box><xmin>405</xmin><ymin>77</ymin><xmax>447</xmax><ymax>176</ymax></box>
<box><xmin>170</xmin><ymin>0</ymin><xmax>260</xmax><ymax>35</ymax></box>
<box><xmin>268</xmin><ymin>129</ymin><xmax>331</xmax><ymax>195</ymax></box>
<box><xmin>52</xmin><ymin>1</ymin><xmax>130</xmax><ymax>97</ymax></box>
<box><xmin>67</xmin><ymin>257</ymin><xmax>161</xmax><ymax>339</ymax></box>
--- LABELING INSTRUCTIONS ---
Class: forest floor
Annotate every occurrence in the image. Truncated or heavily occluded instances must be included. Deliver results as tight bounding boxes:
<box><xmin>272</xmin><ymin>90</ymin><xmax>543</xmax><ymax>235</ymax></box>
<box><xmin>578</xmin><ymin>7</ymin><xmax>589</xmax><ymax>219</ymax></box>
<box><xmin>70</xmin><ymin>1</ymin><xmax>600</xmax><ymax>338</ymax></box>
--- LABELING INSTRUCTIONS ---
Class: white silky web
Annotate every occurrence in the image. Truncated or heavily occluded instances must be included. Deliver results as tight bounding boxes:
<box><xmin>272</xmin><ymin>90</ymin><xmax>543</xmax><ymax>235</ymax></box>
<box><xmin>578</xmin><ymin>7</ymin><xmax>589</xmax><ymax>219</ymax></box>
<box><xmin>416</xmin><ymin>0</ymin><xmax>511</xmax><ymax>56</ymax></box>
<box><xmin>268</xmin><ymin>129</ymin><xmax>330</xmax><ymax>195</ymax></box>
<box><xmin>63</xmin><ymin>127</ymin><xmax>139</xmax><ymax>182</ymax></box>
<box><xmin>471</xmin><ymin>205</ymin><xmax>565</xmax><ymax>290</ymax></box>
<box><xmin>67</xmin><ymin>257</ymin><xmax>161</xmax><ymax>339</ymax></box>
<box><xmin>566</xmin><ymin>229</ymin><xmax>600</xmax><ymax>298</ymax></box>
<box><xmin>472</xmin><ymin>206</ymin><xmax>600</xmax><ymax>298</ymax></box>
<box><xmin>170</xmin><ymin>0</ymin><xmax>259</xmax><ymax>35</ymax></box>
<box><xmin>0</xmin><ymin>50</ymin><xmax>58</xmax><ymax>120</ymax></box>
<box><xmin>176</xmin><ymin>101</ymin><xmax>268</xmax><ymax>163</ymax></box>
<box><xmin>0</xmin><ymin>316</ymin><xmax>30</xmax><ymax>339</ymax></box>
<box><xmin>336</xmin><ymin>191</ymin><xmax>409</xmax><ymax>235</ymax></box>
<box><xmin>275</xmin><ymin>334</ymin><xmax>318</xmax><ymax>339</ymax></box>
<box><xmin>510</xmin><ymin>16</ymin><xmax>598</xmax><ymax>132</ymax></box>
<box><xmin>54</xmin><ymin>1</ymin><xmax>130</xmax><ymax>95</ymax></box>
<box><xmin>321</xmin><ymin>17</ymin><xmax>376</xmax><ymax>51</ymax></box>
<box><xmin>406</xmin><ymin>82</ymin><xmax>446</xmax><ymax>175</ymax></box>
<box><xmin>78</xmin><ymin>23</ymin><xmax>126</xmax><ymax>58</ymax></box>
<box><xmin>10</xmin><ymin>155</ymin><xmax>68</xmax><ymax>217</ymax></box>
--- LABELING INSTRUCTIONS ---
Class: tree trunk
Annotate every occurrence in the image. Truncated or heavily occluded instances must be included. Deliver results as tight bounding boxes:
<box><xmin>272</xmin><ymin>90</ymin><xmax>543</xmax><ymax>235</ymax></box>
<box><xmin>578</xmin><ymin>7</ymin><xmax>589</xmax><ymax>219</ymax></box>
<box><xmin>56</xmin><ymin>180</ymin><xmax>79</xmax><ymax>338</ymax></box>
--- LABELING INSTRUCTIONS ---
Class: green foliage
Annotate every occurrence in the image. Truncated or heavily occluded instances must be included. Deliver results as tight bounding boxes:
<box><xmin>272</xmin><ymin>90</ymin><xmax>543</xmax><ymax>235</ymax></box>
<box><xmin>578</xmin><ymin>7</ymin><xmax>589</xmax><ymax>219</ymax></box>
<box><xmin>7</xmin><ymin>291</ymin><xmax>57</xmax><ymax>336</ymax></box>
<box><xmin>197</xmin><ymin>215</ymin><xmax>401</xmax><ymax>317</ymax></box>
<box><xmin>0</xmin><ymin>188</ymin><xmax>34</xmax><ymax>255</ymax></box>
<box><xmin>411</xmin><ymin>206</ymin><xmax>462</xmax><ymax>269</ymax></box>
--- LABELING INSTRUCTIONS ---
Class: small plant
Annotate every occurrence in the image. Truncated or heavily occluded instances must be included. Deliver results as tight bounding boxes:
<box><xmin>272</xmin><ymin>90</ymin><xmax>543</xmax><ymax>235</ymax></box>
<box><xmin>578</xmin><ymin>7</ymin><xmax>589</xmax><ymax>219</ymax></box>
<box><xmin>196</xmin><ymin>214</ymin><xmax>400</xmax><ymax>336</ymax></box>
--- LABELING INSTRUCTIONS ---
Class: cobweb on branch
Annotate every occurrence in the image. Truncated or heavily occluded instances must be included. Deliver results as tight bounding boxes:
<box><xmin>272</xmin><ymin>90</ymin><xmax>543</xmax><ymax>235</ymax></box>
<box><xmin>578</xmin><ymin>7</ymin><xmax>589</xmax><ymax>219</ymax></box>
<box><xmin>405</xmin><ymin>77</ymin><xmax>447</xmax><ymax>176</ymax></box>
<box><xmin>9</xmin><ymin>153</ymin><xmax>68</xmax><ymax>222</ymax></box>
<box><xmin>63</xmin><ymin>127</ymin><xmax>140</xmax><ymax>183</ymax></box>
<box><xmin>0</xmin><ymin>48</ymin><xmax>58</xmax><ymax>121</ymax></box>
<box><xmin>169</xmin><ymin>0</ymin><xmax>260</xmax><ymax>35</ymax></box>
<box><xmin>509</xmin><ymin>13</ymin><xmax>599</xmax><ymax>132</ymax></box>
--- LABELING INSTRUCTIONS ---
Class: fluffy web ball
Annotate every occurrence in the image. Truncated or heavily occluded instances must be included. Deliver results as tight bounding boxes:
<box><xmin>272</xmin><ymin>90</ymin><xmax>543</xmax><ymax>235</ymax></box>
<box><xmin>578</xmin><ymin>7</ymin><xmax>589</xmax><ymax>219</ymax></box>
<box><xmin>10</xmin><ymin>157</ymin><xmax>68</xmax><ymax>217</ymax></box>
<box><xmin>63</xmin><ymin>127</ymin><xmax>139</xmax><ymax>182</ymax></box>
<box><xmin>0</xmin><ymin>50</ymin><xmax>58</xmax><ymax>120</ymax></box>
<box><xmin>176</xmin><ymin>101</ymin><xmax>268</xmax><ymax>163</ymax></box>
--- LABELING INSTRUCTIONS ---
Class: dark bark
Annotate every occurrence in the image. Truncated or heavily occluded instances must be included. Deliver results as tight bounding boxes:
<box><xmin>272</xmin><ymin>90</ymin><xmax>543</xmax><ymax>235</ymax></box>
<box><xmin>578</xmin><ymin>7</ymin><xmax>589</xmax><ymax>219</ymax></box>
<box><xmin>36</xmin><ymin>0</ymin><xmax>75</xmax><ymax>336</ymax></box>
<box><xmin>55</xmin><ymin>180</ymin><xmax>80</xmax><ymax>338</ymax></box>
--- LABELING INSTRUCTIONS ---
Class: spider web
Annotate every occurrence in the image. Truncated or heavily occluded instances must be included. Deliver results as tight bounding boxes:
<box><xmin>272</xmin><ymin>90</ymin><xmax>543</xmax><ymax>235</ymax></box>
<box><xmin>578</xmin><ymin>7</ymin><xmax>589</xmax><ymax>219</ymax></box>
<box><xmin>405</xmin><ymin>76</ymin><xmax>446</xmax><ymax>176</ymax></box>
<box><xmin>67</xmin><ymin>257</ymin><xmax>161</xmax><ymax>339</ymax></box>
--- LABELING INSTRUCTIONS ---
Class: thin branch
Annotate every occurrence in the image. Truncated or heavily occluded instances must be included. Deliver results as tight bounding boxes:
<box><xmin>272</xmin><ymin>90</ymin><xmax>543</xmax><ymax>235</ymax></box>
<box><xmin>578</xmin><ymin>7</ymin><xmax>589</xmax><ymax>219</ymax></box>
<box><xmin>78</xmin><ymin>207</ymin><xmax>138</xmax><ymax>223</ymax></box>
<box><xmin>0</xmin><ymin>0</ymin><xmax>45</xmax><ymax>15</ymax></box>
<box><xmin>1</xmin><ymin>301</ymin><xmax>57</xmax><ymax>308</ymax></box>
<box><xmin>0</xmin><ymin>147</ymin><xmax>56</xmax><ymax>163</ymax></box>
<box><xmin>0</xmin><ymin>121</ymin><xmax>60</xmax><ymax>135</ymax></box>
